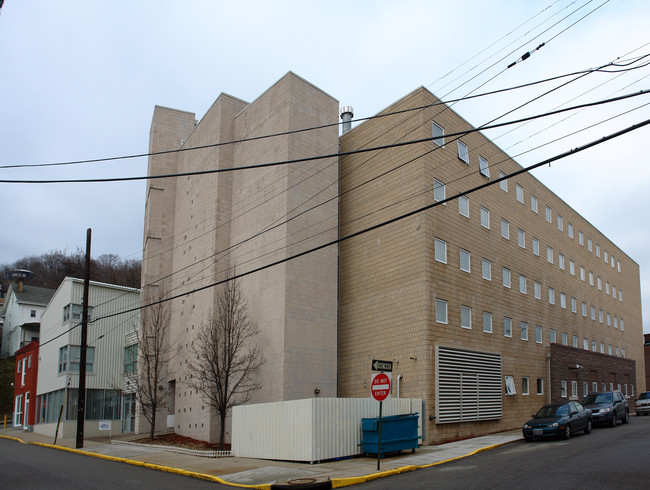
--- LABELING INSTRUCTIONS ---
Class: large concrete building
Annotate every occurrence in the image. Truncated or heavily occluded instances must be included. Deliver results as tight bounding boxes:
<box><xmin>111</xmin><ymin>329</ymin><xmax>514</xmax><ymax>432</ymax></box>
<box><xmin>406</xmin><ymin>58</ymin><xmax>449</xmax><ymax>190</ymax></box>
<box><xmin>142</xmin><ymin>73</ymin><xmax>644</xmax><ymax>444</ymax></box>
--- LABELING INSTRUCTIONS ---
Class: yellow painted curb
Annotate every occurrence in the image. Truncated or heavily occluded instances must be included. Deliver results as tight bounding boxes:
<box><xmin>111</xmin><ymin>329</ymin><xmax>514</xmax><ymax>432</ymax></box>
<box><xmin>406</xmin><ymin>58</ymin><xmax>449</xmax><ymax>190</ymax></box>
<box><xmin>331</xmin><ymin>439</ymin><xmax>519</xmax><ymax>488</ymax></box>
<box><xmin>0</xmin><ymin>434</ymin><xmax>28</xmax><ymax>444</ymax></box>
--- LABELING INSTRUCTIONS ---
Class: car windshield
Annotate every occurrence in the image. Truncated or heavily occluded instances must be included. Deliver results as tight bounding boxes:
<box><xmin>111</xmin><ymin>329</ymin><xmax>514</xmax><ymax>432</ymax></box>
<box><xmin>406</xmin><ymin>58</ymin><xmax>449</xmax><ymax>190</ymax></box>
<box><xmin>535</xmin><ymin>405</ymin><xmax>568</xmax><ymax>418</ymax></box>
<box><xmin>639</xmin><ymin>392</ymin><xmax>650</xmax><ymax>400</ymax></box>
<box><xmin>583</xmin><ymin>393</ymin><xmax>613</xmax><ymax>404</ymax></box>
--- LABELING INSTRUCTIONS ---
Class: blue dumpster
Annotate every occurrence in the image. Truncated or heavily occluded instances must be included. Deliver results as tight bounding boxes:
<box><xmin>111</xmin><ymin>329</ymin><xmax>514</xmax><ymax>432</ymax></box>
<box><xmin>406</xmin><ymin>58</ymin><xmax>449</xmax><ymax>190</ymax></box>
<box><xmin>361</xmin><ymin>413</ymin><xmax>419</xmax><ymax>457</ymax></box>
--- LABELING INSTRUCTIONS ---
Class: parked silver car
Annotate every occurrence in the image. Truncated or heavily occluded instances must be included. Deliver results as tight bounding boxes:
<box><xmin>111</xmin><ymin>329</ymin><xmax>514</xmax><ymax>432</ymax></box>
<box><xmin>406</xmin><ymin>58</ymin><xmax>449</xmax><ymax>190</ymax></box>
<box><xmin>635</xmin><ymin>392</ymin><xmax>650</xmax><ymax>416</ymax></box>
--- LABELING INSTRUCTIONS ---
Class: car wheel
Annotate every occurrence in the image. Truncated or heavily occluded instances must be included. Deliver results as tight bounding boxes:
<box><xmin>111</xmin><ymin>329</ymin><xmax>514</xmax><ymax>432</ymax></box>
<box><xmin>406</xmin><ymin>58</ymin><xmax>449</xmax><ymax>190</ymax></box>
<box><xmin>622</xmin><ymin>410</ymin><xmax>629</xmax><ymax>424</ymax></box>
<box><xmin>584</xmin><ymin>419</ymin><xmax>592</xmax><ymax>434</ymax></box>
<box><xmin>563</xmin><ymin>425</ymin><xmax>571</xmax><ymax>440</ymax></box>
<box><xmin>610</xmin><ymin>413</ymin><xmax>617</xmax><ymax>427</ymax></box>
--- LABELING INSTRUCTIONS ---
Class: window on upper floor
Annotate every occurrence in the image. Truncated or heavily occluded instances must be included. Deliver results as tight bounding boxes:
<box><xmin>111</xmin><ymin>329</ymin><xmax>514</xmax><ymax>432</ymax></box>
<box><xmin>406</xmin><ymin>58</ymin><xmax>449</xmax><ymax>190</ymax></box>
<box><xmin>519</xmin><ymin>275</ymin><xmax>527</xmax><ymax>294</ymax></box>
<box><xmin>502</xmin><ymin>268</ymin><xmax>511</xmax><ymax>288</ymax></box>
<box><xmin>518</xmin><ymin>229</ymin><xmax>525</xmax><ymax>248</ymax></box>
<box><xmin>520</xmin><ymin>322</ymin><xmax>528</xmax><ymax>341</ymax></box>
<box><xmin>547</xmin><ymin>246</ymin><xmax>553</xmax><ymax>264</ymax></box>
<box><xmin>522</xmin><ymin>377</ymin><xmax>530</xmax><ymax>395</ymax></box>
<box><xmin>433</xmin><ymin>121</ymin><xmax>444</xmax><ymax>147</ymax></box>
<box><xmin>63</xmin><ymin>304</ymin><xmax>93</xmax><ymax>323</ymax></box>
<box><xmin>587</xmin><ymin>238</ymin><xmax>592</xmax><ymax>252</ymax></box>
<box><xmin>30</xmin><ymin>310</ymin><xmax>36</xmax><ymax>318</ymax></box>
<box><xmin>434</xmin><ymin>179</ymin><xmax>446</xmax><ymax>203</ymax></box>
<box><xmin>560</xmin><ymin>293</ymin><xmax>566</xmax><ymax>309</ymax></box>
<box><xmin>579</xmin><ymin>231</ymin><xmax>584</xmax><ymax>245</ymax></box>
<box><xmin>568</xmin><ymin>222</ymin><xmax>574</xmax><ymax>238</ymax></box>
<box><xmin>436</xmin><ymin>299</ymin><xmax>448</xmax><ymax>324</ymax></box>
<box><xmin>562</xmin><ymin>332</ymin><xmax>568</xmax><ymax>345</ymax></box>
<box><xmin>550</xmin><ymin>329</ymin><xmax>557</xmax><ymax>344</ymax></box>
<box><xmin>582</xmin><ymin>302</ymin><xmax>587</xmax><ymax>317</ymax></box>
<box><xmin>499</xmin><ymin>171</ymin><xmax>508</xmax><ymax>192</ymax></box>
<box><xmin>545</xmin><ymin>206</ymin><xmax>552</xmax><ymax>223</ymax></box>
<box><xmin>457</xmin><ymin>140</ymin><xmax>469</xmax><ymax>163</ymax></box>
<box><xmin>531</xmin><ymin>195</ymin><xmax>538</xmax><ymax>213</ymax></box>
<box><xmin>479</xmin><ymin>156</ymin><xmax>490</xmax><ymax>178</ymax></box>
<box><xmin>459</xmin><ymin>195</ymin><xmax>469</xmax><ymax>218</ymax></box>
<box><xmin>591</xmin><ymin>306</ymin><xmax>596</xmax><ymax>320</ymax></box>
<box><xmin>558</xmin><ymin>254</ymin><xmax>565</xmax><ymax>270</ymax></box>
<box><xmin>532</xmin><ymin>238</ymin><xmax>539</xmax><ymax>256</ymax></box>
<box><xmin>548</xmin><ymin>287</ymin><xmax>555</xmax><ymax>305</ymax></box>
<box><xmin>535</xmin><ymin>326</ymin><xmax>542</xmax><ymax>344</ymax></box>
<box><xmin>58</xmin><ymin>345</ymin><xmax>95</xmax><ymax>374</ymax></box>
<box><xmin>124</xmin><ymin>344</ymin><xmax>138</xmax><ymax>374</ymax></box>
<box><xmin>557</xmin><ymin>215</ymin><xmax>563</xmax><ymax>231</ymax></box>
<box><xmin>482</xmin><ymin>258</ymin><xmax>492</xmax><ymax>280</ymax></box>
<box><xmin>580</xmin><ymin>266</ymin><xmax>585</xmax><ymax>281</ymax></box>
<box><xmin>596</xmin><ymin>244</ymin><xmax>600</xmax><ymax>257</ymax></box>
<box><xmin>572</xmin><ymin>335</ymin><xmax>578</xmax><ymax>348</ymax></box>
<box><xmin>483</xmin><ymin>312</ymin><xmax>493</xmax><ymax>333</ymax></box>
<box><xmin>534</xmin><ymin>281</ymin><xmax>541</xmax><ymax>299</ymax></box>
<box><xmin>461</xmin><ymin>306</ymin><xmax>472</xmax><ymax>329</ymax></box>
<box><xmin>480</xmin><ymin>207</ymin><xmax>490</xmax><ymax>228</ymax></box>
<box><xmin>505</xmin><ymin>375</ymin><xmax>516</xmax><ymax>395</ymax></box>
<box><xmin>504</xmin><ymin>317</ymin><xmax>512</xmax><ymax>338</ymax></box>
<box><xmin>569</xmin><ymin>259</ymin><xmax>575</xmax><ymax>275</ymax></box>
<box><xmin>460</xmin><ymin>249</ymin><xmax>471</xmax><ymax>272</ymax></box>
<box><xmin>435</xmin><ymin>238</ymin><xmax>447</xmax><ymax>263</ymax></box>
<box><xmin>571</xmin><ymin>297</ymin><xmax>577</xmax><ymax>313</ymax></box>
<box><xmin>516</xmin><ymin>184</ymin><xmax>524</xmax><ymax>203</ymax></box>
<box><xmin>501</xmin><ymin>219</ymin><xmax>509</xmax><ymax>239</ymax></box>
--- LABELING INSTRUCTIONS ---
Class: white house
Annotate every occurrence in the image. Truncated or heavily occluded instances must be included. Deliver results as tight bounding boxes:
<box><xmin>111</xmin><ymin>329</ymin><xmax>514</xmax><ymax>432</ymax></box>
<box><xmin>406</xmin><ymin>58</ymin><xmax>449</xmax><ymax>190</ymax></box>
<box><xmin>1</xmin><ymin>281</ymin><xmax>55</xmax><ymax>357</ymax></box>
<box><xmin>34</xmin><ymin>277</ymin><xmax>140</xmax><ymax>439</ymax></box>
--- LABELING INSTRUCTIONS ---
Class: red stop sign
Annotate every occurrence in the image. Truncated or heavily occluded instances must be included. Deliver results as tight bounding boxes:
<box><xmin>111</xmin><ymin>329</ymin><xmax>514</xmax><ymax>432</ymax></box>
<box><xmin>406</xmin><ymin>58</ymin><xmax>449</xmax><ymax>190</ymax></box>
<box><xmin>371</xmin><ymin>372</ymin><xmax>391</xmax><ymax>401</ymax></box>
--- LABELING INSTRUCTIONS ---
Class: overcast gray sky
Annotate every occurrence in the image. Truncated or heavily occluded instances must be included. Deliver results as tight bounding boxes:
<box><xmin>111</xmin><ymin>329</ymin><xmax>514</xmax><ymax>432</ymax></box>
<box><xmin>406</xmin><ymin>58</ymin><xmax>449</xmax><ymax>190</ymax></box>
<box><xmin>0</xmin><ymin>0</ymin><xmax>649</xmax><ymax>333</ymax></box>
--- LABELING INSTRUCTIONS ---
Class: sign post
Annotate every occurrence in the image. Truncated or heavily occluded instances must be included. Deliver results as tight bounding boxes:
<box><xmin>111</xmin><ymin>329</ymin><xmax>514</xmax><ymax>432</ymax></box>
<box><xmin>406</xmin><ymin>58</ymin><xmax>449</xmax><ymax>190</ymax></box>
<box><xmin>371</xmin><ymin>371</ymin><xmax>391</xmax><ymax>470</ymax></box>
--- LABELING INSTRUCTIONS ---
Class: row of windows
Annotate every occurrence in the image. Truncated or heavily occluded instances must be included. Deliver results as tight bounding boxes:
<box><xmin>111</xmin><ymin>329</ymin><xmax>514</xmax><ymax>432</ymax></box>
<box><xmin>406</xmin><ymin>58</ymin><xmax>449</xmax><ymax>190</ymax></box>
<box><xmin>560</xmin><ymin>380</ymin><xmax>634</xmax><ymax>399</ymax></box>
<box><xmin>58</xmin><ymin>345</ymin><xmax>95</xmax><ymax>374</ymax></box>
<box><xmin>434</xmin><ymin>239</ymin><xmax>625</xmax><ymax>331</ymax></box>
<box><xmin>504</xmin><ymin>375</ymin><xmax>543</xmax><ymax>396</ymax></box>
<box><xmin>434</xmin><ymin>299</ymin><xmax>627</xmax><ymax>358</ymax></box>
<box><xmin>431</xmin><ymin>120</ymin><xmax>623</xmax><ymax>275</ymax></box>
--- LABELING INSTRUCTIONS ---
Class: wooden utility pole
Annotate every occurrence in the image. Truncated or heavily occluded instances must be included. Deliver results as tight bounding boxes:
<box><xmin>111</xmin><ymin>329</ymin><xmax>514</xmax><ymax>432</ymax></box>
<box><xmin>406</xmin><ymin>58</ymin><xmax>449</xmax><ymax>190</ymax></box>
<box><xmin>76</xmin><ymin>228</ymin><xmax>91</xmax><ymax>449</ymax></box>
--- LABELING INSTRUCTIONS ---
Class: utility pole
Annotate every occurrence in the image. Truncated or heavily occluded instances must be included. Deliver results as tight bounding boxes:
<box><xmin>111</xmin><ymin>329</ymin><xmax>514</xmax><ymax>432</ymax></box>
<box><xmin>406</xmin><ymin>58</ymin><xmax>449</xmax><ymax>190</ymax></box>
<box><xmin>76</xmin><ymin>228</ymin><xmax>92</xmax><ymax>449</ymax></box>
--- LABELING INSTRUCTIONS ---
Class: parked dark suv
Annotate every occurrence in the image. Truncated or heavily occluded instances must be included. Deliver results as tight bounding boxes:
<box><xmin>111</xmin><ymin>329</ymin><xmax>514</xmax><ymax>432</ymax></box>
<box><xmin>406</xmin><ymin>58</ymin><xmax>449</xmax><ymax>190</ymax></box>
<box><xmin>581</xmin><ymin>391</ymin><xmax>629</xmax><ymax>427</ymax></box>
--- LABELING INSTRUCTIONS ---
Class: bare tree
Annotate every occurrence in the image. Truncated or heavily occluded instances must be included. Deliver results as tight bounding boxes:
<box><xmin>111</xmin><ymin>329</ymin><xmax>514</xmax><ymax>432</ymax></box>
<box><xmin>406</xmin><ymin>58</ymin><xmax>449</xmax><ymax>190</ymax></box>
<box><xmin>133</xmin><ymin>286</ymin><xmax>172</xmax><ymax>441</ymax></box>
<box><xmin>189</xmin><ymin>274</ymin><xmax>264</xmax><ymax>449</ymax></box>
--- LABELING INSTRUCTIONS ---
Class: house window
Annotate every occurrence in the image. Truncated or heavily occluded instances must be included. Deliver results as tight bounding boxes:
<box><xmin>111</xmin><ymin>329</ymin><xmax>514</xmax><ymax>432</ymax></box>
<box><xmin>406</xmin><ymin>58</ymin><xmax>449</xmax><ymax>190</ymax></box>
<box><xmin>518</xmin><ymin>229</ymin><xmax>525</xmax><ymax>248</ymax></box>
<box><xmin>592</xmin><ymin>341</ymin><xmax>597</xmax><ymax>352</ymax></box>
<box><xmin>582</xmin><ymin>302</ymin><xmax>587</xmax><ymax>317</ymax></box>
<box><xmin>522</xmin><ymin>377</ymin><xmax>530</xmax><ymax>395</ymax></box>
<box><xmin>499</xmin><ymin>171</ymin><xmax>508</xmax><ymax>191</ymax></box>
<box><xmin>545</xmin><ymin>206</ymin><xmax>552</xmax><ymax>223</ymax></box>
<box><xmin>457</xmin><ymin>140</ymin><xmax>469</xmax><ymax>163</ymax></box>
<box><xmin>501</xmin><ymin>219</ymin><xmax>509</xmax><ymax>239</ymax></box>
<box><xmin>579</xmin><ymin>231</ymin><xmax>584</xmax><ymax>245</ymax></box>
<box><xmin>548</xmin><ymin>287</ymin><xmax>555</xmax><ymax>305</ymax></box>
<box><xmin>596</xmin><ymin>244</ymin><xmax>600</xmax><ymax>257</ymax></box>
<box><xmin>535</xmin><ymin>325</ymin><xmax>542</xmax><ymax>344</ymax></box>
<box><xmin>580</xmin><ymin>266</ymin><xmax>585</xmax><ymax>281</ymax></box>
<box><xmin>591</xmin><ymin>306</ymin><xmax>596</xmax><ymax>320</ymax></box>
<box><xmin>436</xmin><ymin>299</ymin><xmax>448</xmax><ymax>324</ymax></box>
<box><xmin>534</xmin><ymin>281</ymin><xmax>541</xmax><ymax>299</ymax></box>
<box><xmin>516</xmin><ymin>184</ymin><xmax>524</xmax><ymax>203</ymax></box>
<box><xmin>21</xmin><ymin>359</ymin><xmax>26</xmax><ymax>386</ymax></box>
<box><xmin>461</xmin><ymin>306</ymin><xmax>472</xmax><ymax>329</ymax></box>
<box><xmin>557</xmin><ymin>215</ymin><xmax>563</xmax><ymax>231</ymax></box>
<box><xmin>558</xmin><ymin>254</ymin><xmax>565</xmax><ymax>270</ymax></box>
<box><xmin>504</xmin><ymin>317</ymin><xmax>512</xmax><ymax>337</ymax></box>
<box><xmin>571</xmin><ymin>297</ymin><xmax>577</xmax><ymax>313</ymax></box>
<box><xmin>569</xmin><ymin>260</ymin><xmax>575</xmax><ymax>275</ymax></box>
<box><xmin>435</xmin><ymin>238</ymin><xmax>447</xmax><ymax>263</ymax></box>
<box><xmin>482</xmin><ymin>258</ymin><xmax>491</xmax><ymax>280</ymax></box>
<box><xmin>433</xmin><ymin>121</ymin><xmax>444</xmax><ymax>147</ymax></box>
<box><xmin>532</xmin><ymin>238</ymin><xmax>539</xmax><ymax>256</ymax></box>
<box><xmin>571</xmin><ymin>381</ymin><xmax>578</xmax><ymax>399</ymax></box>
<box><xmin>519</xmin><ymin>275</ymin><xmax>527</xmax><ymax>294</ymax></box>
<box><xmin>599</xmin><ymin>309</ymin><xmax>604</xmax><ymax>323</ymax></box>
<box><xmin>550</xmin><ymin>329</ymin><xmax>556</xmax><ymax>344</ymax></box>
<box><xmin>502</xmin><ymin>268</ymin><xmax>511</xmax><ymax>288</ymax></box>
<box><xmin>572</xmin><ymin>335</ymin><xmax>578</xmax><ymax>348</ymax></box>
<box><xmin>30</xmin><ymin>309</ymin><xmax>36</xmax><ymax>318</ymax></box>
<box><xmin>547</xmin><ymin>246</ymin><xmax>553</xmax><ymax>264</ymax></box>
<box><xmin>124</xmin><ymin>344</ymin><xmax>138</xmax><ymax>374</ymax></box>
<box><xmin>480</xmin><ymin>207</ymin><xmax>490</xmax><ymax>228</ymax></box>
<box><xmin>63</xmin><ymin>304</ymin><xmax>93</xmax><ymax>323</ymax></box>
<box><xmin>562</xmin><ymin>332</ymin><xmax>568</xmax><ymax>345</ymax></box>
<box><xmin>568</xmin><ymin>222</ymin><xmax>573</xmax><ymax>238</ymax></box>
<box><xmin>531</xmin><ymin>195</ymin><xmax>538</xmax><ymax>213</ymax></box>
<box><xmin>561</xmin><ymin>380</ymin><xmax>567</xmax><ymax>398</ymax></box>
<box><xmin>583</xmin><ymin>338</ymin><xmax>589</xmax><ymax>350</ymax></box>
<box><xmin>434</xmin><ymin>179</ymin><xmax>446</xmax><ymax>202</ymax></box>
<box><xmin>537</xmin><ymin>378</ymin><xmax>544</xmax><ymax>395</ymax></box>
<box><xmin>459</xmin><ymin>195</ymin><xmax>469</xmax><ymax>217</ymax></box>
<box><xmin>520</xmin><ymin>322</ymin><xmax>528</xmax><ymax>341</ymax></box>
<box><xmin>505</xmin><ymin>376</ymin><xmax>516</xmax><ymax>395</ymax></box>
<box><xmin>587</xmin><ymin>238</ymin><xmax>593</xmax><ymax>252</ymax></box>
<box><xmin>483</xmin><ymin>312</ymin><xmax>492</xmax><ymax>333</ymax></box>
<box><xmin>460</xmin><ymin>249</ymin><xmax>471</xmax><ymax>273</ymax></box>
<box><xmin>479</xmin><ymin>156</ymin><xmax>490</xmax><ymax>178</ymax></box>
<box><xmin>58</xmin><ymin>345</ymin><xmax>95</xmax><ymax>374</ymax></box>
<box><xmin>560</xmin><ymin>293</ymin><xmax>566</xmax><ymax>309</ymax></box>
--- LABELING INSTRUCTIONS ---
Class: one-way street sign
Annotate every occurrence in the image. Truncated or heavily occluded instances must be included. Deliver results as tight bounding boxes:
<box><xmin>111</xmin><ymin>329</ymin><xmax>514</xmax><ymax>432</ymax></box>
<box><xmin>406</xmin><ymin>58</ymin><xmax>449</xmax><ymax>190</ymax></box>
<box><xmin>371</xmin><ymin>359</ymin><xmax>393</xmax><ymax>372</ymax></box>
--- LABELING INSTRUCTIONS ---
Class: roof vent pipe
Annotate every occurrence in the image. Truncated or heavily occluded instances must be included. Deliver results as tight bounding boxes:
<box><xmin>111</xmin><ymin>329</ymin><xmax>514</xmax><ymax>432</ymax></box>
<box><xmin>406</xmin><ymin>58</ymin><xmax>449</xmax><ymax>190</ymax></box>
<box><xmin>340</xmin><ymin>106</ymin><xmax>354</xmax><ymax>135</ymax></box>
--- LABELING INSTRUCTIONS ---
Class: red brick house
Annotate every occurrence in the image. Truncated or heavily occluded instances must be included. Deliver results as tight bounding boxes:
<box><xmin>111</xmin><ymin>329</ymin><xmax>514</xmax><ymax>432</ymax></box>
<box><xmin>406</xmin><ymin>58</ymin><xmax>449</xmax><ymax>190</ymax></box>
<box><xmin>13</xmin><ymin>340</ymin><xmax>39</xmax><ymax>428</ymax></box>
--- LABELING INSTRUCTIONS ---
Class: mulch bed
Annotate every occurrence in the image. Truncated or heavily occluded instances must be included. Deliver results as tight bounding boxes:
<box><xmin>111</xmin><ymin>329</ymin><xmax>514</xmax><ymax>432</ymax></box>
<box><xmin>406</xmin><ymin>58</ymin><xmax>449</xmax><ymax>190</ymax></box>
<box><xmin>135</xmin><ymin>433</ymin><xmax>231</xmax><ymax>451</ymax></box>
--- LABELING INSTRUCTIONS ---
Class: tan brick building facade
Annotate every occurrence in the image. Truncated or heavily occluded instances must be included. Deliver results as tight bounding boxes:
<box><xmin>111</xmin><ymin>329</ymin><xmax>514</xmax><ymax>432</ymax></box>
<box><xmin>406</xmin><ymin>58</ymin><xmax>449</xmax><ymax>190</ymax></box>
<box><xmin>143</xmin><ymin>75</ymin><xmax>644</xmax><ymax>444</ymax></box>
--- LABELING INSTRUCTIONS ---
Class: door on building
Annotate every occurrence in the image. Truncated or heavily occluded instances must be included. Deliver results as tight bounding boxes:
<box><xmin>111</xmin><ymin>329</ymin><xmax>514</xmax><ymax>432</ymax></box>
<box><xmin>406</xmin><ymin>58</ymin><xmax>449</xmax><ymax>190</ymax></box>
<box><xmin>122</xmin><ymin>394</ymin><xmax>136</xmax><ymax>433</ymax></box>
<box><xmin>23</xmin><ymin>392</ymin><xmax>30</xmax><ymax>429</ymax></box>
<box><xmin>13</xmin><ymin>394</ymin><xmax>23</xmax><ymax>427</ymax></box>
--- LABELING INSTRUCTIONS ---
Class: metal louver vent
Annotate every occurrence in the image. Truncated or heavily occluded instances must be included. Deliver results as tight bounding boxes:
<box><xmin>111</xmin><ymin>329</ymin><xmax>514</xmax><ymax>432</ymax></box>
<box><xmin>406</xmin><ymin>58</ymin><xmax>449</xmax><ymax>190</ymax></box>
<box><xmin>435</xmin><ymin>345</ymin><xmax>502</xmax><ymax>424</ymax></box>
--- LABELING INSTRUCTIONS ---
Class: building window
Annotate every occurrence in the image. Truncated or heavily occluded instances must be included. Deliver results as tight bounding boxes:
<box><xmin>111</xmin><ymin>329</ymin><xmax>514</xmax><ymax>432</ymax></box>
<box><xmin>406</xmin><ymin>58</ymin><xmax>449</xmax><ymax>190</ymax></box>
<box><xmin>546</xmin><ymin>246</ymin><xmax>553</xmax><ymax>264</ymax></box>
<box><xmin>607</xmin><ymin>313</ymin><xmax>611</xmax><ymax>326</ymax></box>
<box><xmin>561</xmin><ymin>380</ymin><xmax>567</xmax><ymax>397</ymax></box>
<box><xmin>593</xmin><ymin>273</ymin><xmax>597</xmax><ymax>287</ymax></box>
<box><xmin>560</xmin><ymin>293</ymin><xmax>566</xmax><ymax>309</ymax></box>
<box><xmin>579</xmin><ymin>231</ymin><xmax>584</xmax><ymax>245</ymax></box>
<box><xmin>568</xmin><ymin>222</ymin><xmax>574</xmax><ymax>238</ymax></box>
<box><xmin>501</xmin><ymin>219</ymin><xmax>509</xmax><ymax>239</ymax></box>
<box><xmin>518</xmin><ymin>229</ymin><xmax>525</xmax><ymax>248</ymax></box>
<box><xmin>435</xmin><ymin>238</ymin><xmax>447</xmax><ymax>263</ymax></box>
<box><xmin>535</xmin><ymin>325</ymin><xmax>542</xmax><ymax>343</ymax></box>
<box><xmin>124</xmin><ymin>344</ymin><xmax>138</xmax><ymax>374</ymax></box>
<box><xmin>572</xmin><ymin>335</ymin><xmax>578</xmax><ymax>348</ymax></box>
<box><xmin>482</xmin><ymin>258</ymin><xmax>492</xmax><ymax>280</ymax></box>
<box><xmin>608</xmin><ymin>345</ymin><xmax>613</xmax><ymax>356</ymax></box>
<box><xmin>461</xmin><ymin>306</ymin><xmax>472</xmax><ymax>329</ymax></box>
<box><xmin>63</xmin><ymin>304</ymin><xmax>94</xmax><ymax>323</ymax></box>
<box><xmin>600</xmin><ymin>343</ymin><xmax>605</xmax><ymax>354</ymax></box>
<box><xmin>545</xmin><ymin>206</ymin><xmax>552</xmax><ymax>223</ymax></box>
<box><xmin>58</xmin><ymin>345</ymin><xmax>95</xmax><ymax>374</ymax></box>
<box><xmin>480</xmin><ymin>207</ymin><xmax>490</xmax><ymax>229</ymax></box>
<box><xmin>522</xmin><ymin>377</ymin><xmax>530</xmax><ymax>395</ymax></box>
<box><xmin>621</xmin><ymin>319</ymin><xmax>624</xmax><ymax>331</ymax></box>
<box><xmin>557</xmin><ymin>215</ymin><xmax>563</xmax><ymax>231</ymax></box>
<box><xmin>483</xmin><ymin>312</ymin><xmax>493</xmax><ymax>333</ymax></box>
<box><xmin>550</xmin><ymin>329</ymin><xmax>556</xmax><ymax>344</ymax></box>
<box><xmin>592</xmin><ymin>381</ymin><xmax>598</xmax><ymax>392</ymax></box>
<box><xmin>571</xmin><ymin>297</ymin><xmax>577</xmax><ymax>313</ymax></box>
<box><xmin>479</xmin><ymin>155</ymin><xmax>490</xmax><ymax>178</ymax></box>
<box><xmin>590</xmin><ymin>306</ymin><xmax>596</xmax><ymax>320</ymax></box>
<box><xmin>592</xmin><ymin>341</ymin><xmax>597</xmax><ymax>352</ymax></box>
<box><xmin>532</xmin><ymin>238</ymin><xmax>539</xmax><ymax>256</ymax></box>
<box><xmin>531</xmin><ymin>195</ymin><xmax>538</xmax><ymax>213</ymax></box>
<box><xmin>519</xmin><ymin>275</ymin><xmax>527</xmax><ymax>294</ymax></box>
<box><xmin>434</xmin><ymin>179</ymin><xmax>446</xmax><ymax>202</ymax></box>
<box><xmin>30</xmin><ymin>309</ymin><xmax>36</xmax><ymax>318</ymax></box>
<box><xmin>499</xmin><ymin>171</ymin><xmax>508</xmax><ymax>191</ymax></box>
<box><xmin>571</xmin><ymin>381</ymin><xmax>578</xmax><ymax>399</ymax></box>
<box><xmin>534</xmin><ymin>281</ymin><xmax>541</xmax><ymax>299</ymax></box>
<box><xmin>502</xmin><ymin>268</ymin><xmax>511</xmax><ymax>288</ymax></box>
<box><xmin>435</xmin><ymin>299</ymin><xmax>448</xmax><ymax>324</ymax></box>
<box><xmin>582</xmin><ymin>302</ymin><xmax>587</xmax><ymax>317</ymax></box>
<box><xmin>599</xmin><ymin>309</ymin><xmax>604</xmax><ymax>323</ymax></box>
<box><xmin>604</xmin><ymin>250</ymin><xmax>608</xmax><ymax>263</ymax></box>
<box><xmin>433</xmin><ymin>121</ymin><xmax>444</xmax><ymax>147</ymax></box>
<box><xmin>457</xmin><ymin>140</ymin><xmax>469</xmax><ymax>163</ymax></box>
<box><xmin>505</xmin><ymin>375</ymin><xmax>516</xmax><ymax>395</ymax></box>
<box><xmin>558</xmin><ymin>254</ymin><xmax>565</xmax><ymax>270</ymax></box>
<box><xmin>569</xmin><ymin>259</ymin><xmax>575</xmax><ymax>275</ymax></box>
<box><xmin>504</xmin><ymin>317</ymin><xmax>512</xmax><ymax>337</ymax></box>
<box><xmin>583</xmin><ymin>338</ymin><xmax>589</xmax><ymax>350</ymax></box>
<box><xmin>459</xmin><ymin>195</ymin><xmax>469</xmax><ymax>218</ymax></box>
<box><xmin>580</xmin><ymin>266</ymin><xmax>585</xmax><ymax>281</ymax></box>
<box><xmin>548</xmin><ymin>287</ymin><xmax>555</xmax><ymax>305</ymax></box>
<box><xmin>587</xmin><ymin>238</ymin><xmax>593</xmax><ymax>252</ymax></box>
<box><xmin>537</xmin><ymin>378</ymin><xmax>544</xmax><ymax>395</ymax></box>
<box><xmin>562</xmin><ymin>332</ymin><xmax>568</xmax><ymax>345</ymax></box>
<box><xmin>617</xmin><ymin>260</ymin><xmax>621</xmax><ymax>272</ymax></box>
<box><xmin>516</xmin><ymin>184</ymin><xmax>524</xmax><ymax>203</ymax></box>
<box><xmin>520</xmin><ymin>322</ymin><xmax>528</xmax><ymax>341</ymax></box>
<box><xmin>460</xmin><ymin>249</ymin><xmax>471</xmax><ymax>272</ymax></box>
<box><xmin>596</xmin><ymin>244</ymin><xmax>600</xmax><ymax>257</ymax></box>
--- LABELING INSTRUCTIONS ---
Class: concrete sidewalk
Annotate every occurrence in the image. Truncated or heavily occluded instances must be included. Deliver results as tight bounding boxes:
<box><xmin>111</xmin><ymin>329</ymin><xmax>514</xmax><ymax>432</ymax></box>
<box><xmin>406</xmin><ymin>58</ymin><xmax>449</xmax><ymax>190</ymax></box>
<box><xmin>0</xmin><ymin>427</ymin><xmax>522</xmax><ymax>488</ymax></box>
